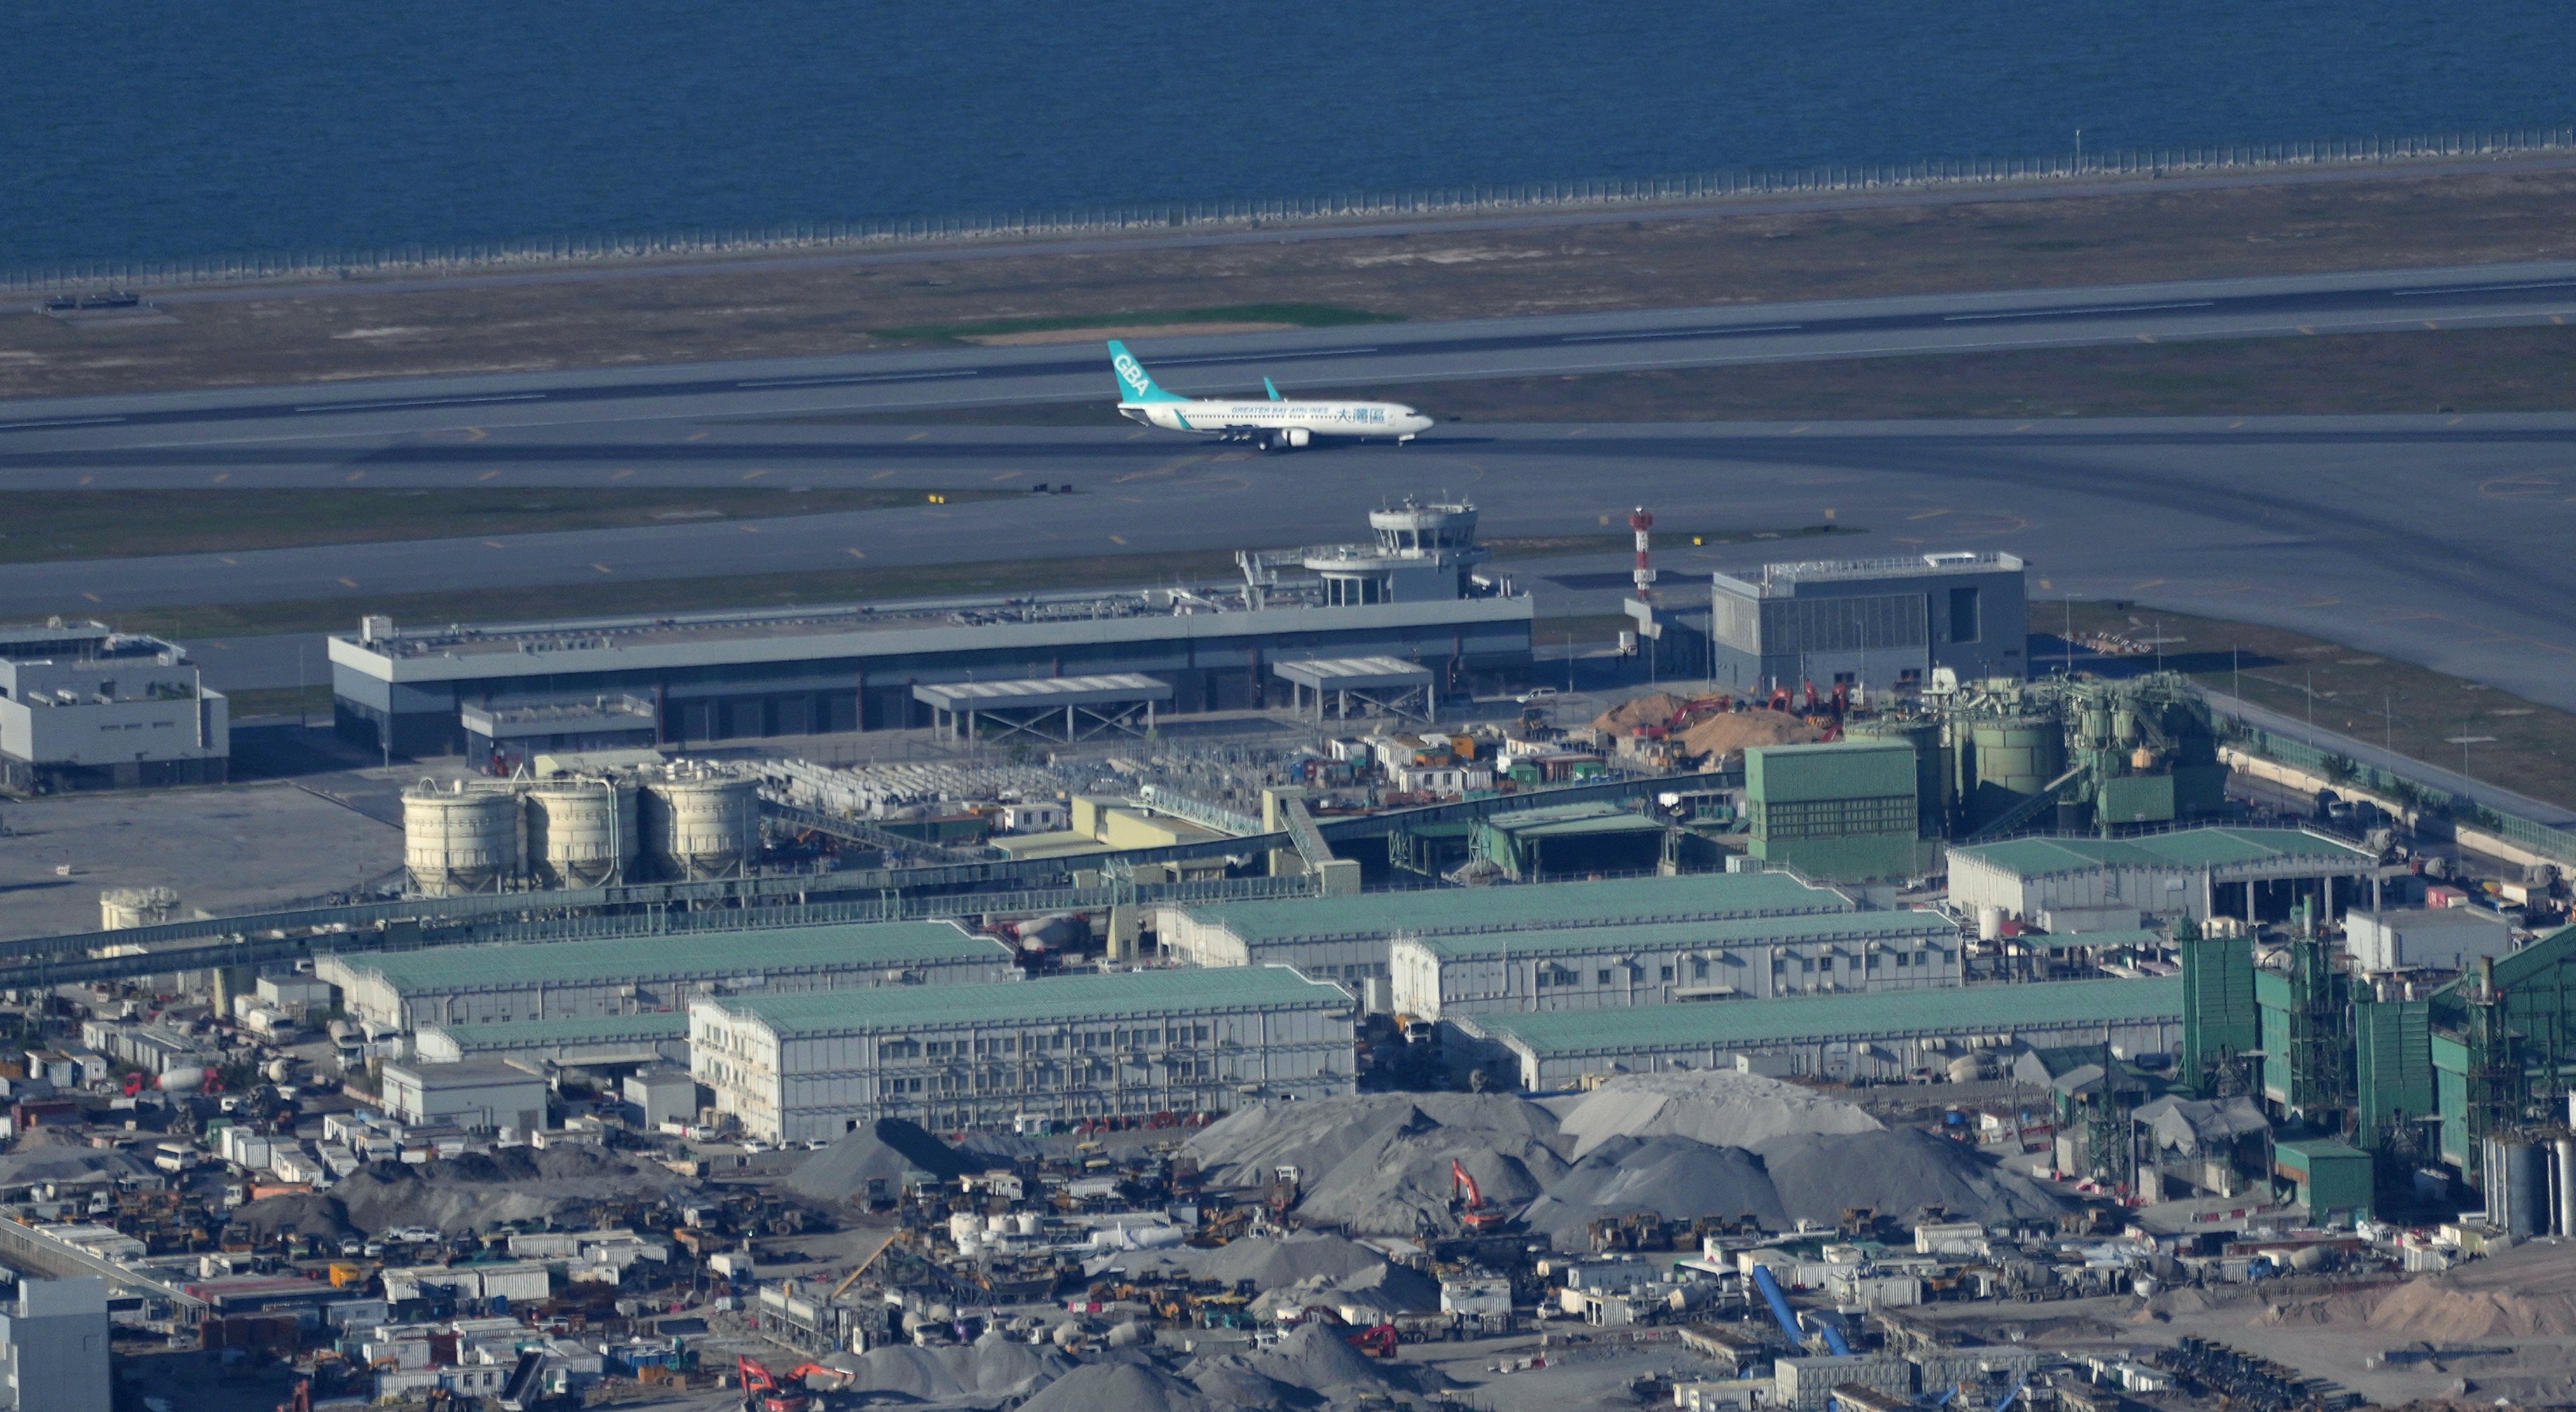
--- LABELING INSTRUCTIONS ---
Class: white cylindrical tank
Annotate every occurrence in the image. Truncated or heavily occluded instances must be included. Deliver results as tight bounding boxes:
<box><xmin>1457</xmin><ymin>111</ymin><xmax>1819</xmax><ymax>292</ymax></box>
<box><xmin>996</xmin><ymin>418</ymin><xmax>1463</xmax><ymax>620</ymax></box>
<box><xmin>2556</xmin><ymin>1137</ymin><xmax>2576</xmax><ymax>1238</ymax></box>
<box><xmin>527</xmin><ymin>778</ymin><xmax>636</xmax><ymax>889</ymax></box>
<box><xmin>642</xmin><ymin>774</ymin><xmax>761</xmax><ymax>880</ymax></box>
<box><xmin>99</xmin><ymin>886</ymin><xmax>181</xmax><ymax>931</ymax></box>
<box><xmin>403</xmin><ymin>782</ymin><xmax>521</xmax><ymax>896</ymax></box>
<box><xmin>1977</xmin><ymin>906</ymin><xmax>2004</xmax><ymax>943</ymax></box>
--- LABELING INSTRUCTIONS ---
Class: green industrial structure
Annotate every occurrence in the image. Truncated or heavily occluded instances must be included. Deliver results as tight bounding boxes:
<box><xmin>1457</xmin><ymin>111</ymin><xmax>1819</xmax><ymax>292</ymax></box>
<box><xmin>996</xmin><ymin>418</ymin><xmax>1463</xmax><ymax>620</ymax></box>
<box><xmin>2427</xmin><ymin>927</ymin><xmax>2576</xmax><ymax>1185</ymax></box>
<box><xmin>2273</xmin><ymin>1138</ymin><xmax>2374</xmax><ymax>1223</ymax></box>
<box><xmin>2177</xmin><ymin>914</ymin><xmax>2256</xmax><ymax>1095</ymax></box>
<box><xmin>2254</xmin><ymin>905</ymin><xmax>2352</xmax><ymax>1122</ymax></box>
<box><xmin>1743</xmin><ymin>739</ymin><xmax>1937</xmax><ymax>882</ymax></box>
<box><xmin>1466</xmin><ymin>800</ymin><xmax>1674</xmax><ymax>880</ymax></box>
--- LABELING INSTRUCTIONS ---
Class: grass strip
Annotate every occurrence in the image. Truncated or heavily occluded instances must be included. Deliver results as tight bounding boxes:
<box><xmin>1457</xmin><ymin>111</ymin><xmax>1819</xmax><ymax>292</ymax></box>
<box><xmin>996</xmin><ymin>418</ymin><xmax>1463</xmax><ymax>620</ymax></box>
<box><xmin>0</xmin><ymin>487</ymin><xmax>1010</xmax><ymax>564</ymax></box>
<box><xmin>871</xmin><ymin>303</ymin><xmax>1405</xmax><ymax>342</ymax></box>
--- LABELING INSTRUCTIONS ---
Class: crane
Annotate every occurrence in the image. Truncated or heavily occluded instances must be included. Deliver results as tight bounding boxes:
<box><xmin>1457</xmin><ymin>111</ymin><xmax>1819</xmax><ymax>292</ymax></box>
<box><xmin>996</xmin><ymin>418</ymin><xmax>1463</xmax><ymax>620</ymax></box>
<box><xmin>1988</xmin><ymin>1374</ymin><xmax>2027</xmax><ymax>1412</ymax></box>
<box><xmin>1449</xmin><ymin>1159</ymin><xmax>1508</xmax><ymax>1233</ymax></box>
<box><xmin>826</xmin><ymin>1227</ymin><xmax>902</xmax><ymax>1303</ymax></box>
<box><xmin>1749</xmin><ymin>1264</ymin><xmax>1851</xmax><ymax>1357</ymax></box>
<box><xmin>736</xmin><ymin>1355</ymin><xmax>855</xmax><ymax>1412</ymax></box>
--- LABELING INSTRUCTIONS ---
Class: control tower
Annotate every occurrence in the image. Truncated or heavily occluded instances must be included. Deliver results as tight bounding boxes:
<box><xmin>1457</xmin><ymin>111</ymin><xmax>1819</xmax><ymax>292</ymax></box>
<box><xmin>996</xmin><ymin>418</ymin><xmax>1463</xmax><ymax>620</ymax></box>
<box><xmin>1287</xmin><ymin>500</ymin><xmax>1492</xmax><ymax>607</ymax></box>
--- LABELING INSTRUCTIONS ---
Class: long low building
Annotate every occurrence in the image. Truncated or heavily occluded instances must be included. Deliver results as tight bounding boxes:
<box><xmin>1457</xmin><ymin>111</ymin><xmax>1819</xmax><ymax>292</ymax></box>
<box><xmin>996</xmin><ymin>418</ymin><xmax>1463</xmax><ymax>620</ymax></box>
<box><xmin>1390</xmin><ymin>910</ymin><xmax>1965</xmax><ymax>1019</ymax></box>
<box><xmin>414</xmin><ymin>1012</ymin><xmax>693</xmax><ymax>1068</ymax></box>
<box><xmin>1948</xmin><ymin>827</ymin><xmax>2383</xmax><ymax>931</ymax></box>
<box><xmin>329</xmin><ymin>501</ymin><xmax>1532</xmax><ymax>757</ymax></box>
<box><xmin>691</xmin><ymin>967</ymin><xmax>1354</xmax><ymax>1142</ymax></box>
<box><xmin>1159</xmin><ymin>871</ymin><xmax>1854</xmax><ymax>989</ymax></box>
<box><xmin>1454</xmin><ymin>975</ymin><xmax>2183</xmax><ymax>1090</ymax></box>
<box><xmin>322</xmin><ymin>920</ymin><xmax>1020</xmax><ymax>1030</ymax></box>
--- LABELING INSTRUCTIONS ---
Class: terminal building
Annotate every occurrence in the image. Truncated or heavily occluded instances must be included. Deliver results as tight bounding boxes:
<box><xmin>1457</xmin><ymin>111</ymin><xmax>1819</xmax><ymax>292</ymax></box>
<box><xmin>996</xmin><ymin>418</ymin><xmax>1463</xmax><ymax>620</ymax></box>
<box><xmin>1648</xmin><ymin>551</ymin><xmax>2028</xmax><ymax>698</ymax></box>
<box><xmin>321</xmin><ymin>920</ymin><xmax>1020</xmax><ymax>1030</ymax></box>
<box><xmin>1453</xmin><ymin>975</ymin><xmax>2182</xmax><ymax>1090</ymax></box>
<box><xmin>0</xmin><ymin>620</ymin><xmax>228</xmax><ymax>793</ymax></box>
<box><xmin>1388</xmin><ymin>910</ymin><xmax>1966</xmax><ymax>1019</ymax></box>
<box><xmin>690</xmin><ymin>967</ymin><xmax>1354</xmax><ymax>1141</ymax></box>
<box><xmin>326</xmin><ymin>500</ymin><xmax>1534</xmax><ymax>759</ymax></box>
<box><xmin>1157</xmin><ymin>871</ymin><xmax>1858</xmax><ymax>990</ymax></box>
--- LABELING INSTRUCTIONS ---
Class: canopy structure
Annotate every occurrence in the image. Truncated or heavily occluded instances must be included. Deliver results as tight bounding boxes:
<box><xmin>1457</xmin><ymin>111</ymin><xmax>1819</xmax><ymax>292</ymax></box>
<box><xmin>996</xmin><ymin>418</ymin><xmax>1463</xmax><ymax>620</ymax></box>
<box><xmin>1273</xmin><ymin>655</ymin><xmax>1434</xmax><ymax>722</ymax></box>
<box><xmin>913</xmin><ymin>674</ymin><xmax>1171</xmax><ymax>744</ymax></box>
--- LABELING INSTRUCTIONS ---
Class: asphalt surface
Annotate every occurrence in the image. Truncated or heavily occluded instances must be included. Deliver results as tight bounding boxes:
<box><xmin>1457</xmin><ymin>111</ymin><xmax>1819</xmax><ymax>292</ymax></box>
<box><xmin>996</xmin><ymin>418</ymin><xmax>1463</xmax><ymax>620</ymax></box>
<box><xmin>4</xmin><ymin>264</ymin><xmax>2576</xmax><ymax>715</ymax></box>
<box><xmin>7</xmin><ymin>261</ymin><xmax>2576</xmax><ymax>445</ymax></box>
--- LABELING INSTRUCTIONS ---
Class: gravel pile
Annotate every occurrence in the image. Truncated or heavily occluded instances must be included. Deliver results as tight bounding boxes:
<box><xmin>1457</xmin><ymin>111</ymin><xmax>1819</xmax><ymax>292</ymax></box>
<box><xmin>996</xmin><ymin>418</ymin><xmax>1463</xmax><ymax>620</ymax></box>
<box><xmin>1752</xmin><ymin>1129</ymin><xmax>2063</xmax><ymax>1226</ymax></box>
<box><xmin>1185</xmin><ymin>1322</ymin><xmax>1446</xmax><ymax>1404</ymax></box>
<box><xmin>786</xmin><ymin>1118</ymin><xmax>983</xmax><ymax>1204</ymax></box>
<box><xmin>332</xmin><ymin>1146</ymin><xmax>689</xmax><ymax>1233</ymax></box>
<box><xmin>818</xmin><ymin>1331</ymin><xmax>1073</xmax><ymax>1405</ymax></box>
<box><xmin>1548</xmin><ymin>1069</ymin><xmax>1883</xmax><ymax>1158</ymax></box>
<box><xmin>1186</xmin><ymin>1093</ymin><xmax>1567</xmax><ymax>1235</ymax></box>
<box><xmin>225</xmin><ymin>1192</ymin><xmax>359</xmax><ymax>1243</ymax></box>
<box><xmin>1018</xmin><ymin>1360</ymin><xmax>1213</xmax><ymax>1412</ymax></box>
<box><xmin>1518</xmin><ymin>1135</ymin><xmax>1786</xmax><ymax>1239</ymax></box>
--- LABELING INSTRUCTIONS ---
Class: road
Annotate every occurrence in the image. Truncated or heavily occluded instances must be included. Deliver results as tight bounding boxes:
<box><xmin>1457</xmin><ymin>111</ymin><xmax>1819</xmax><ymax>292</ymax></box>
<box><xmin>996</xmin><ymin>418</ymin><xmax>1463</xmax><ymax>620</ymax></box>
<box><xmin>3</xmin><ymin>263</ymin><xmax>2575</xmax><ymax>715</ymax></box>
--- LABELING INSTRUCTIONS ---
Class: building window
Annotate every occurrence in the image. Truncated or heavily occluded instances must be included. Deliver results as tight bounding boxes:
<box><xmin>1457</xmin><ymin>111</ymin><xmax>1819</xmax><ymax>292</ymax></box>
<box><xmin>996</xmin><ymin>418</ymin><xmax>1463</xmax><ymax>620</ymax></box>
<box><xmin>1659</xmin><ymin>965</ymin><xmax>1674</xmax><ymax>982</ymax></box>
<box><xmin>1692</xmin><ymin>958</ymin><xmax>1710</xmax><ymax>980</ymax></box>
<box><xmin>1596</xmin><ymin>969</ymin><xmax>1613</xmax><ymax>985</ymax></box>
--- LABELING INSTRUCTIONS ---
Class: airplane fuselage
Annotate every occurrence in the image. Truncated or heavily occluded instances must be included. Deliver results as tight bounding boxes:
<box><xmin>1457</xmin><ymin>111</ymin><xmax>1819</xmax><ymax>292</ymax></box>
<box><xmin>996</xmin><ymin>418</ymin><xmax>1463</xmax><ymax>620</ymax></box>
<box><xmin>1118</xmin><ymin>398</ymin><xmax>1434</xmax><ymax>447</ymax></box>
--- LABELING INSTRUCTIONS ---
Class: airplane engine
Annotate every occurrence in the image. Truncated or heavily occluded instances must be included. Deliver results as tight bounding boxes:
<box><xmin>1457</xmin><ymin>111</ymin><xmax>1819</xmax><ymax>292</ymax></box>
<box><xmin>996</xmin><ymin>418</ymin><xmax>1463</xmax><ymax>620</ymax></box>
<box><xmin>1284</xmin><ymin>428</ymin><xmax>1310</xmax><ymax>448</ymax></box>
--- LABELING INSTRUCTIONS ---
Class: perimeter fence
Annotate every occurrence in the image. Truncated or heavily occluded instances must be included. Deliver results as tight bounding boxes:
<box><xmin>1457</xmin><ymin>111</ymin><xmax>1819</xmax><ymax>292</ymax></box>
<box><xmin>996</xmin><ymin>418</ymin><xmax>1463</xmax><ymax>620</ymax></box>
<box><xmin>9</xmin><ymin>125</ymin><xmax>2575</xmax><ymax>294</ymax></box>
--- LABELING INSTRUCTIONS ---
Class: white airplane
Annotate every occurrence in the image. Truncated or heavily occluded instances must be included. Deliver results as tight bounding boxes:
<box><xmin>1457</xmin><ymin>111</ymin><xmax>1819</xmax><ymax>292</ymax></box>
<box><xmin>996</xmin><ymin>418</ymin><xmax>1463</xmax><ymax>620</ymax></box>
<box><xmin>1108</xmin><ymin>339</ymin><xmax>1434</xmax><ymax>450</ymax></box>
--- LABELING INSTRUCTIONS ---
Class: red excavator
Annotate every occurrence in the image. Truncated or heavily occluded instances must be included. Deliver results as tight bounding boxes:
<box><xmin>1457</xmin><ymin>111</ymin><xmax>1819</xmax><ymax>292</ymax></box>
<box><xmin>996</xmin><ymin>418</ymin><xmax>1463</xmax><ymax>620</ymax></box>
<box><xmin>738</xmin><ymin>1355</ymin><xmax>856</xmax><ymax>1412</ymax></box>
<box><xmin>1450</xmin><ymin>1158</ymin><xmax>1508</xmax><ymax>1233</ymax></box>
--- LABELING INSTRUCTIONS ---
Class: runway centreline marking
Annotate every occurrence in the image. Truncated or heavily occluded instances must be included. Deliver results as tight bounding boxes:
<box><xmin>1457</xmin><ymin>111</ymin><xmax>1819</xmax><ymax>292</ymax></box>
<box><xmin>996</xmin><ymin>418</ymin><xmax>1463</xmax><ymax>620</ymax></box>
<box><xmin>291</xmin><ymin>393</ymin><xmax>546</xmax><ymax>413</ymax></box>
<box><xmin>733</xmin><ymin>369</ymin><xmax>981</xmax><ymax>390</ymax></box>
<box><xmin>2393</xmin><ymin>280</ymin><xmax>2576</xmax><ymax>296</ymax></box>
<box><xmin>0</xmin><ymin>416</ymin><xmax>125</xmax><ymax>431</ymax></box>
<box><xmin>1942</xmin><ymin>300</ymin><xmax>2216</xmax><ymax>323</ymax></box>
<box><xmin>1156</xmin><ymin>347</ymin><xmax>1382</xmax><ymax>367</ymax></box>
<box><xmin>1559</xmin><ymin>324</ymin><xmax>1804</xmax><ymax>344</ymax></box>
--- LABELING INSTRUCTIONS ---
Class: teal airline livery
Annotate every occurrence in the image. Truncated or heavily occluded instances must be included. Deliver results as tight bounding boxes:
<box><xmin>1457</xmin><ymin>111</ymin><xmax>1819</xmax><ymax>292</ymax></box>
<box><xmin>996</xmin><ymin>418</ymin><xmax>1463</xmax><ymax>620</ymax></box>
<box><xmin>1108</xmin><ymin>340</ymin><xmax>1434</xmax><ymax>451</ymax></box>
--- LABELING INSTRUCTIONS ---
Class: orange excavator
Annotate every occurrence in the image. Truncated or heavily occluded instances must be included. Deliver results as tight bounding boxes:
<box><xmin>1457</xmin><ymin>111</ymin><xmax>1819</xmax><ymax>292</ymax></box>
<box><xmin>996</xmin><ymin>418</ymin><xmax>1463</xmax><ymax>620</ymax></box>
<box><xmin>738</xmin><ymin>1355</ymin><xmax>855</xmax><ymax>1412</ymax></box>
<box><xmin>1450</xmin><ymin>1159</ymin><xmax>1508</xmax><ymax>1233</ymax></box>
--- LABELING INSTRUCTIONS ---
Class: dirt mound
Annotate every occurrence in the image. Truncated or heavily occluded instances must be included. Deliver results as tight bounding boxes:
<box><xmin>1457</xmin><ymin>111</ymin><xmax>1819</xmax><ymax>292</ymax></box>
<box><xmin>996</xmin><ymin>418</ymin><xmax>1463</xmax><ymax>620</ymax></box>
<box><xmin>2299</xmin><ymin>1243</ymin><xmax>2576</xmax><ymax>1341</ymax></box>
<box><xmin>333</xmin><ymin>1146</ymin><xmax>689</xmax><ymax>1234</ymax></box>
<box><xmin>788</xmin><ymin>1119</ymin><xmax>981</xmax><ymax>1204</ymax></box>
<box><xmin>1549</xmin><ymin>1069</ymin><xmax>1882</xmax><ymax>1158</ymax></box>
<box><xmin>1018</xmin><ymin>1360</ymin><xmax>1212</xmax><ymax>1412</ymax></box>
<box><xmin>1187</xmin><ymin>1321</ymin><xmax>1448</xmax><ymax>1403</ymax></box>
<box><xmin>225</xmin><ymin>1192</ymin><xmax>358</xmax><ymax>1243</ymax></box>
<box><xmin>1752</xmin><ymin>1129</ymin><xmax>2065</xmax><ymax>1226</ymax></box>
<box><xmin>1678</xmin><ymin>710</ymin><xmax>1824</xmax><ymax>762</ymax></box>
<box><xmin>1520</xmin><ymin>1135</ymin><xmax>1787</xmax><ymax>1240</ymax></box>
<box><xmin>1594</xmin><ymin>693</ymin><xmax>1692</xmax><ymax>734</ymax></box>
<box><xmin>823</xmin><ymin>1332</ymin><xmax>1071</xmax><ymax>1404</ymax></box>
<box><xmin>1186</xmin><ymin>1093</ymin><xmax>1567</xmax><ymax>1235</ymax></box>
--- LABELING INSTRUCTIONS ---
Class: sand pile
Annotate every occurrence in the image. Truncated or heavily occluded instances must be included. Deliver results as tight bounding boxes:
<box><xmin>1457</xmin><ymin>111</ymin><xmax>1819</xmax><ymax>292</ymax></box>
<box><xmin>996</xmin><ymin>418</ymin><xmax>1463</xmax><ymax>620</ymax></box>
<box><xmin>1018</xmin><ymin>1360</ymin><xmax>1212</xmax><ymax>1412</ymax></box>
<box><xmin>1594</xmin><ymin>694</ymin><xmax>1692</xmax><ymax>734</ymax></box>
<box><xmin>333</xmin><ymin>1146</ymin><xmax>689</xmax><ymax>1233</ymax></box>
<box><xmin>1549</xmin><ymin>1069</ymin><xmax>1883</xmax><ymax>1158</ymax></box>
<box><xmin>819</xmin><ymin>1331</ymin><xmax>1072</xmax><ymax>1404</ymax></box>
<box><xmin>1752</xmin><ymin>1129</ymin><xmax>2063</xmax><ymax>1226</ymax></box>
<box><xmin>1186</xmin><ymin>1093</ymin><xmax>1567</xmax><ymax>1235</ymax></box>
<box><xmin>1678</xmin><ymin>711</ymin><xmax>1824</xmax><ymax>761</ymax></box>
<box><xmin>1520</xmin><ymin>1135</ymin><xmax>1787</xmax><ymax>1238</ymax></box>
<box><xmin>787</xmin><ymin>1118</ymin><xmax>983</xmax><ymax>1204</ymax></box>
<box><xmin>2280</xmin><ymin>1243</ymin><xmax>2576</xmax><ymax>1341</ymax></box>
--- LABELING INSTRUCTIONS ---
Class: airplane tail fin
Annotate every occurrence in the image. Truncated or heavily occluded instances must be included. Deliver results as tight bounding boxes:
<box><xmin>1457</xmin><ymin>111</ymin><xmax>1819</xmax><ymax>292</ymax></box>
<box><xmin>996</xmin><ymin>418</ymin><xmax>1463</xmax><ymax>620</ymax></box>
<box><xmin>1264</xmin><ymin>377</ymin><xmax>1283</xmax><ymax>402</ymax></box>
<box><xmin>1108</xmin><ymin>340</ymin><xmax>1186</xmax><ymax>403</ymax></box>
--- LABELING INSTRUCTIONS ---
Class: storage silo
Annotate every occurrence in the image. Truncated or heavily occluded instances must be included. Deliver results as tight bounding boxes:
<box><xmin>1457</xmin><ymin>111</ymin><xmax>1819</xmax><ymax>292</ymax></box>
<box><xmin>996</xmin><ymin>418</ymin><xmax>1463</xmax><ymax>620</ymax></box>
<box><xmin>527</xmin><ymin>778</ymin><xmax>637</xmax><ymax>888</ymax></box>
<box><xmin>1965</xmin><ymin>715</ymin><xmax>2065</xmax><ymax>830</ymax></box>
<box><xmin>99</xmin><ymin>886</ymin><xmax>181</xmax><ymax>930</ymax></box>
<box><xmin>401</xmin><ymin>782</ymin><xmax>521</xmax><ymax>896</ymax></box>
<box><xmin>640</xmin><ymin>773</ymin><xmax>761</xmax><ymax>880</ymax></box>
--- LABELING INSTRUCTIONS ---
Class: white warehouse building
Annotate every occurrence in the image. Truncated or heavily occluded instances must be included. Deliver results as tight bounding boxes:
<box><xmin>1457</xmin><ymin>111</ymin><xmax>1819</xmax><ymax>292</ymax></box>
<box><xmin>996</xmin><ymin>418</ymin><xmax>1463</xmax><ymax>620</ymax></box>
<box><xmin>691</xmin><ymin>967</ymin><xmax>1354</xmax><ymax>1143</ymax></box>
<box><xmin>1159</xmin><ymin>871</ymin><xmax>1854</xmax><ymax>990</ymax></box>
<box><xmin>1390</xmin><ymin>910</ymin><xmax>1965</xmax><ymax>1020</ymax></box>
<box><xmin>321</xmin><ymin>919</ymin><xmax>1019</xmax><ymax>1031</ymax></box>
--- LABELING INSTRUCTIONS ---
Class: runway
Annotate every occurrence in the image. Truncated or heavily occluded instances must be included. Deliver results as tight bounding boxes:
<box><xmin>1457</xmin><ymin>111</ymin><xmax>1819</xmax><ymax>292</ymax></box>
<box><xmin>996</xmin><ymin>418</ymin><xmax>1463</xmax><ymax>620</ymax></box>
<box><xmin>4</xmin><ymin>262</ymin><xmax>2576</xmax><ymax>713</ymax></box>
<box><xmin>6</xmin><ymin>260</ymin><xmax>2576</xmax><ymax>447</ymax></box>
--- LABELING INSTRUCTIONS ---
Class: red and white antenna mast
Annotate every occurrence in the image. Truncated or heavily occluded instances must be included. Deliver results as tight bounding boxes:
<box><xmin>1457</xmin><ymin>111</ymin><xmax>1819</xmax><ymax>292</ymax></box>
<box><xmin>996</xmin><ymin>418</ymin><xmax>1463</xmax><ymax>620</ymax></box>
<box><xmin>1628</xmin><ymin>507</ymin><xmax>1656</xmax><ymax>600</ymax></box>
